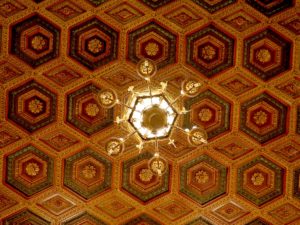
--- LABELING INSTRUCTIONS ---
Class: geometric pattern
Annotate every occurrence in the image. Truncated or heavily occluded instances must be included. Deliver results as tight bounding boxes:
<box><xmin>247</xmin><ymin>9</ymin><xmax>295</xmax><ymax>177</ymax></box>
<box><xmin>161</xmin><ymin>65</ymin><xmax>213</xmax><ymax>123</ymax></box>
<box><xmin>218</xmin><ymin>74</ymin><xmax>257</xmax><ymax>96</ymax></box>
<box><xmin>192</xmin><ymin>0</ymin><xmax>237</xmax><ymax>13</ymax></box>
<box><xmin>38</xmin><ymin>194</ymin><xmax>75</xmax><ymax>215</ymax></box>
<box><xmin>0</xmin><ymin>61</ymin><xmax>24</xmax><ymax>84</ymax></box>
<box><xmin>139</xmin><ymin>0</ymin><xmax>174</xmax><ymax>10</ymax></box>
<box><xmin>0</xmin><ymin>0</ymin><xmax>26</xmax><ymax>18</ymax></box>
<box><xmin>212</xmin><ymin>201</ymin><xmax>248</xmax><ymax>223</ymax></box>
<box><xmin>153</xmin><ymin>199</ymin><xmax>193</xmax><ymax>221</ymax></box>
<box><xmin>186</xmin><ymin>24</ymin><xmax>235</xmax><ymax>78</ymax></box>
<box><xmin>184</xmin><ymin>90</ymin><xmax>231</xmax><ymax>140</ymax></box>
<box><xmin>96</xmin><ymin>195</ymin><xmax>134</xmax><ymax>218</ymax></box>
<box><xmin>40</xmin><ymin>129</ymin><xmax>79</xmax><ymax>152</ymax></box>
<box><xmin>276</xmin><ymin>77</ymin><xmax>300</xmax><ymax>99</ymax></box>
<box><xmin>43</xmin><ymin>64</ymin><xmax>82</xmax><ymax>87</ymax></box>
<box><xmin>245</xmin><ymin>218</ymin><xmax>271</xmax><ymax>225</ymax></box>
<box><xmin>66</xmin><ymin>83</ymin><xmax>114</xmax><ymax>136</ymax></box>
<box><xmin>222</xmin><ymin>10</ymin><xmax>260</xmax><ymax>32</ymax></box>
<box><xmin>0</xmin><ymin>126</ymin><xmax>21</xmax><ymax>148</ymax></box>
<box><xmin>105</xmin><ymin>2</ymin><xmax>144</xmax><ymax>24</ymax></box>
<box><xmin>64</xmin><ymin>148</ymin><xmax>112</xmax><ymax>200</ymax></box>
<box><xmin>237</xmin><ymin>155</ymin><xmax>284</xmax><ymax>207</ymax></box>
<box><xmin>47</xmin><ymin>0</ymin><xmax>86</xmax><ymax>21</ymax></box>
<box><xmin>69</xmin><ymin>18</ymin><xmax>119</xmax><ymax>70</ymax></box>
<box><xmin>10</xmin><ymin>14</ymin><xmax>60</xmax><ymax>68</ymax></box>
<box><xmin>2</xmin><ymin>209</ymin><xmax>50</xmax><ymax>225</ymax></box>
<box><xmin>123</xmin><ymin>214</ymin><xmax>162</xmax><ymax>225</ymax></box>
<box><xmin>294</xmin><ymin>167</ymin><xmax>300</xmax><ymax>201</ymax></box>
<box><xmin>268</xmin><ymin>203</ymin><xmax>300</xmax><ymax>224</ymax></box>
<box><xmin>246</xmin><ymin>0</ymin><xmax>294</xmax><ymax>17</ymax></box>
<box><xmin>0</xmin><ymin>192</ymin><xmax>17</xmax><ymax>213</ymax></box>
<box><xmin>240</xmin><ymin>92</ymin><xmax>288</xmax><ymax>144</ymax></box>
<box><xmin>180</xmin><ymin>154</ymin><xmax>227</xmax><ymax>205</ymax></box>
<box><xmin>271</xmin><ymin>139</ymin><xmax>300</xmax><ymax>163</ymax></box>
<box><xmin>8</xmin><ymin>80</ymin><xmax>57</xmax><ymax>133</ymax></box>
<box><xmin>243</xmin><ymin>29</ymin><xmax>292</xmax><ymax>81</ymax></box>
<box><xmin>63</xmin><ymin>212</ymin><xmax>108</xmax><ymax>225</ymax></box>
<box><xmin>163</xmin><ymin>5</ymin><xmax>202</xmax><ymax>28</ymax></box>
<box><xmin>122</xmin><ymin>151</ymin><xmax>169</xmax><ymax>203</ymax></box>
<box><xmin>185</xmin><ymin>216</ymin><xmax>213</xmax><ymax>225</ymax></box>
<box><xmin>279</xmin><ymin>14</ymin><xmax>300</xmax><ymax>35</ymax></box>
<box><xmin>213</xmin><ymin>136</ymin><xmax>254</xmax><ymax>160</ymax></box>
<box><xmin>5</xmin><ymin>145</ymin><xmax>54</xmax><ymax>197</ymax></box>
<box><xmin>128</xmin><ymin>21</ymin><xmax>177</xmax><ymax>69</ymax></box>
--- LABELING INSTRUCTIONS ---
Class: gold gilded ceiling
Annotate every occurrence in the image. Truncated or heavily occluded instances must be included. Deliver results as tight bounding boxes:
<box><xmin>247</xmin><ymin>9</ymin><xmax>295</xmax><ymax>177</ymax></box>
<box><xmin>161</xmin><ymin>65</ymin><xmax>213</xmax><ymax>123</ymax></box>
<box><xmin>0</xmin><ymin>0</ymin><xmax>300</xmax><ymax>224</ymax></box>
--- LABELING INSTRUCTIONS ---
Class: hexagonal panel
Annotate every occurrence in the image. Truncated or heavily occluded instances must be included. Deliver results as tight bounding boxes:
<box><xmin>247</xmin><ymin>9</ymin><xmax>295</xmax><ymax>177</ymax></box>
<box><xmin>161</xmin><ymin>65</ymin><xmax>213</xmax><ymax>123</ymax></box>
<box><xmin>64</xmin><ymin>148</ymin><xmax>112</xmax><ymax>200</ymax></box>
<box><xmin>240</xmin><ymin>92</ymin><xmax>288</xmax><ymax>144</ymax></box>
<box><xmin>186</xmin><ymin>24</ymin><xmax>234</xmax><ymax>78</ymax></box>
<box><xmin>246</xmin><ymin>0</ymin><xmax>294</xmax><ymax>17</ymax></box>
<box><xmin>122</xmin><ymin>152</ymin><xmax>169</xmax><ymax>203</ymax></box>
<box><xmin>243</xmin><ymin>29</ymin><xmax>291</xmax><ymax>81</ymax></box>
<box><xmin>5</xmin><ymin>145</ymin><xmax>54</xmax><ymax>197</ymax></box>
<box><xmin>192</xmin><ymin>0</ymin><xmax>236</xmax><ymax>13</ymax></box>
<box><xmin>3</xmin><ymin>209</ymin><xmax>50</xmax><ymax>225</ymax></box>
<box><xmin>294</xmin><ymin>167</ymin><xmax>300</xmax><ymax>201</ymax></box>
<box><xmin>128</xmin><ymin>21</ymin><xmax>177</xmax><ymax>69</ymax></box>
<box><xmin>63</xmin><ymin>212</ymin><xmax>108</xmax><ymax>225</ymax></box>
<box><xmin>184</xmin><ymin>90</ymin><xmax>231</xmax><ymax>140</ymax></box>
<box><xmin>66</xmin><ymin>83</ymin><xmax>114</xmax><ymax>136</ymax></box>
<box><xmin>85</xmin><ymin>0</ymin><xmax>107</xmax><ymax>7</ymax></box>
<box><xmin>10</xmin><ymin>14</ymin><xmax>60</xmax><ymax>68</ymax></box>
<box><xmin>180</xmin><ymin>154</ymin><xmax>227</xmax><ymax>205</ymax></box>
<box><xmin>237</xmin><ymin>156</ymin><xmax>284</xmax><ymax>206</ymax></box>
<box><xmin>69</xmin><ymin>17</ymin><xmax>118</xmax><ymax>70</ymax></box>
<box><xmin>8</xmin><ymin>80</ymin><xmax>57</xmax><ymax>133</ymax></box>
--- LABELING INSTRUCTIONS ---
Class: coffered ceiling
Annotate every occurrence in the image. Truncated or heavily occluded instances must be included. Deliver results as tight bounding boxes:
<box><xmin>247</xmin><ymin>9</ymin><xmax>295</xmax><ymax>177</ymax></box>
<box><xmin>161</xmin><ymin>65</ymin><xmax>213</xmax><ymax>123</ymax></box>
<box><xmin>0</xmin><ymin>0</ymin><xmax>300</xmax><ymax>224</ymax></box>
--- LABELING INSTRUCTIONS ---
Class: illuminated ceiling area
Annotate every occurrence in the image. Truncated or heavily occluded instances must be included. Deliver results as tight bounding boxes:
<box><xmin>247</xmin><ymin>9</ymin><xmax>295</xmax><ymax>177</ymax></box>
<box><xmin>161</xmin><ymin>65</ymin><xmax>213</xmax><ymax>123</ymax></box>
<box><xmin>0</xmin><ymin>0</ymin><xmax>300</xmax><ymax>224</ymax></box>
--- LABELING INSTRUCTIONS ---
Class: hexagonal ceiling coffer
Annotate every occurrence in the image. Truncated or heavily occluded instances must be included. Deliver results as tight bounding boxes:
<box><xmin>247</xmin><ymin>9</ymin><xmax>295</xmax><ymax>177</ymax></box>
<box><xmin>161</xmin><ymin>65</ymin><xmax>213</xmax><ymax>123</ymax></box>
<box><xmin>5</xmin><ymin>145</ymin><xmax>54</xmax><ymax>197</ymax></box>
<box><xmin>64</xmin><ymin>148</ymin><xmax>112</xmax><ymax>200</ymax></box>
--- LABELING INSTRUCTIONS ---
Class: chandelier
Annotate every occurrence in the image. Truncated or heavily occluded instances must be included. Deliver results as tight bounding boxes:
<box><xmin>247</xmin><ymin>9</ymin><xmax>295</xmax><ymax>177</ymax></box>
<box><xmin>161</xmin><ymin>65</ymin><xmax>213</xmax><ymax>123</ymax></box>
<box><xmin>97</xmin><ymin>59</ymin><xmax>208</xmax><ymax>176</ymax></box>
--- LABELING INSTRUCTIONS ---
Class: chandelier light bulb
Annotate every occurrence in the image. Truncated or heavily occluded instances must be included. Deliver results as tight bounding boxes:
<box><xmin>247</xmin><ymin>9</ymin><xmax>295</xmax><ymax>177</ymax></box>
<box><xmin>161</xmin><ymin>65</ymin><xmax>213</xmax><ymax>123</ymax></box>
<box><xmin>182</xmin><ymin>79</ymin><xmax>202</xmax><ymax>97</ymax></box>
<box><xmin>97</xmin><ymin>89</ymin><xmax>118</xmax><ymax>108</ymax></box>
<box><xmin>105</xmin><ymin>137</ymin><xmax>124</xmax><ymax>156</ymax></box>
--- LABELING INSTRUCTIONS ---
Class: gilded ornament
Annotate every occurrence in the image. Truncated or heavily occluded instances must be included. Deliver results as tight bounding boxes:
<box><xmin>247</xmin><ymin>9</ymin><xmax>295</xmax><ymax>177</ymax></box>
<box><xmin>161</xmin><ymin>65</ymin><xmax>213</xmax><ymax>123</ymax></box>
<box><xmin>88</xmin><ymin>39</ymin><xmax>103</xmax><ymax>54</ymax></box>
<box><xmin>251</xmin><ymin>172</ymin><xmax>264</xmax><ymax>186</ymax></box>
<box><xmin>201</xmin><ymin>45</ymin><xmax>216</xmax><ymax>60</ymax></box>
<box><xmin>256</xmin><ymin>49</ymin><xmax>271</xmax><ymax>63</ymax></box>
<box><xmin>31</xmin><ymin>35</ymin><xmax>46</xmax><ymax>51</ymax></box>
<box><xmin>253</xmin><ymin>110</ymin><xmax>268</xmax><ymax>125</ymax></box>
<box><xmin>195</xmin><ymin>170</ymin><xmax>209</xmax><ymax>184</ymax></box>
<box><xmin>145</xmin><ymin>42</ymin><xmax>159</xmax><ymax>56</ymax></box>
<box><xmin>25</xmin><ymin>163</ymin><xmax>40</xmax><ymax>176</ymax></box>
<box><xmin>198</xmin><ymin>108</ymin><xmax>212</xmax><ymax>122</ymax></box>
<box><xmin>28</xmin><ymin>99</ymin><xmax>43</xmax><ymax>114</ymax></box>
<box><xmin>82</xmin><ymin>165</ymin><xmax>96</xmax><ymax>179</ymax></box>
<box><xmin>85</xmin><ymin>103</ymin><xmax>100</xmax><ymax>117</ymax></box>
<box><xmin>139</xmin><ymin>168</ymin><xmax>153</xmax><ymax>182</ymax></box>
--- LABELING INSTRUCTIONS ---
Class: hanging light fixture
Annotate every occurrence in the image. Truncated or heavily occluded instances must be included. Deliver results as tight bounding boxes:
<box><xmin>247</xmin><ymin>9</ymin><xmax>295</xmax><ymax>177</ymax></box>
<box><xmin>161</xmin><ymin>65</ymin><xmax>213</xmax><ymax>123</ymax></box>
<box><xmin>97</xmin><ymin>58</ymin><xmax>208</xmax><ymax>176</ymax></box>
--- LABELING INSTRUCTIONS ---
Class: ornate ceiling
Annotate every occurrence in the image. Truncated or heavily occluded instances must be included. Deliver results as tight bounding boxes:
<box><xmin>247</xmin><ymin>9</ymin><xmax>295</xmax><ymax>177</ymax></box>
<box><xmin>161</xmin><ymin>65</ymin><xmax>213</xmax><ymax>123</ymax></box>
<box><xmin>0</xmin><ymin>0</ymin><xmax>300</xmax><ymax>224</ymax></box>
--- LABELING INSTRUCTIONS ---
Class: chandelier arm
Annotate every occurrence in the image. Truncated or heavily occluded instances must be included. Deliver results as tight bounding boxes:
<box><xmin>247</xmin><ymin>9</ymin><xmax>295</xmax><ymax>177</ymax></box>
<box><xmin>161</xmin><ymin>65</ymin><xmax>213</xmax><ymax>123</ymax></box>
<box><xmin>117</xmin><ymin>101</ymin><xmax>134</xmax><ymax>110</ymax></box>
<box><xmin>124</xmin><ymin>130</ymin><xmax>137</xmax><ymax>142</ymax></box>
